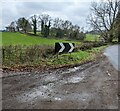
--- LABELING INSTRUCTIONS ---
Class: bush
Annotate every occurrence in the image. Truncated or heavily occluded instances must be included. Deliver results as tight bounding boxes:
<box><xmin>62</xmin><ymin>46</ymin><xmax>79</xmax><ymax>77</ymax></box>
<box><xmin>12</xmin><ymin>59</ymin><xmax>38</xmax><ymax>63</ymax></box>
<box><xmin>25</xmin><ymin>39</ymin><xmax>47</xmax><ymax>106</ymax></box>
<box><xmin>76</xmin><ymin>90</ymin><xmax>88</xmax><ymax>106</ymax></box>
<box><xmin>2</xmin><ymin>42</ymin><xmax>107</xmax><ymax>67</ymax></box>
<box><xmin>78</xmin><ymin>32</ymin><xmax>86</xmax><ymax>40</ymax></box>
<box><xmin>75</xmin><ymin>41</ymin><xmax>107</xmax><ymax>51</ymax></box>
<box><xmin>2</xmin><ymin>45</ymin><xmax>54</xmax><ymax>66</ymax></box>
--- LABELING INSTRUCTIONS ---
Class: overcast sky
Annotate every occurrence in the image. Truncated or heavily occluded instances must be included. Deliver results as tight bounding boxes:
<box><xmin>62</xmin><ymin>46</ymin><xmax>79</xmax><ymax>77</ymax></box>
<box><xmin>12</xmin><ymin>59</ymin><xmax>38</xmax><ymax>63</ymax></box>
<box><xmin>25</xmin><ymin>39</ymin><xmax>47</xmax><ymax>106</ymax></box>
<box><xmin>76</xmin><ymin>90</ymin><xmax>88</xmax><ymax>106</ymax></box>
<box><xmin>1</xmin><ymin>0</ymin><xmax>101</xmax><ymax>31</ymax></box>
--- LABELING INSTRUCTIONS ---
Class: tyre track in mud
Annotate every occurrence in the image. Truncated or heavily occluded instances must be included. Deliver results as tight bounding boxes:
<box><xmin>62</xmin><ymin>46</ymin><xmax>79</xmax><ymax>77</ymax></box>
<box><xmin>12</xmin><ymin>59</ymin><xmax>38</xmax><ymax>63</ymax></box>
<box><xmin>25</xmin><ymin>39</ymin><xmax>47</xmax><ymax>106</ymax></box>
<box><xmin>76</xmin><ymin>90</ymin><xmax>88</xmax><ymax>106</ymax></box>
<box><xmin>2</xmin><ymin>56</ymin><xmax>118</xmax><ymax>109</ymax></box>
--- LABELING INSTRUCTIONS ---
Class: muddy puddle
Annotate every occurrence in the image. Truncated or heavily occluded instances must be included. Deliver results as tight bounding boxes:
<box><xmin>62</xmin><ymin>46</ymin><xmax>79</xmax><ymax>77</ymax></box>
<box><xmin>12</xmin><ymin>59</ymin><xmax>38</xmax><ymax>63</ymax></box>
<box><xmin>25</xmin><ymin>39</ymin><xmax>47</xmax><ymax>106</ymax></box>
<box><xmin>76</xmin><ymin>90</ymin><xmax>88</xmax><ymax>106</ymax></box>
<box><xmin>17</xmin><ymin>70</ymin><xmax>87</xmax><ymax>103</ymax></box>
<box><xmin>18</xmin><ymin>84</ymin><xmax>92</xmax><ymax>103</ymax></box>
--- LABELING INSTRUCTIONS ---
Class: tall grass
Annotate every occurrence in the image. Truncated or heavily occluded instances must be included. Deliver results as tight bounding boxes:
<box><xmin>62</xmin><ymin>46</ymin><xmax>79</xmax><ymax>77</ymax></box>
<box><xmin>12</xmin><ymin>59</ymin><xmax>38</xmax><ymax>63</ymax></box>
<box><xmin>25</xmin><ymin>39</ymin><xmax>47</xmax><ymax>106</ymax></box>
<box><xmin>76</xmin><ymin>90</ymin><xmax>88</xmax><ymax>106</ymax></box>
<box><xmin>2</xmin><ymin>42</ymin><xmax>107</xmax><ymax>69</ymax></box>
<box><xmin>2</xmin><ymin>45</ymin><xmax>54</xmax><ymax>66</ymax></box>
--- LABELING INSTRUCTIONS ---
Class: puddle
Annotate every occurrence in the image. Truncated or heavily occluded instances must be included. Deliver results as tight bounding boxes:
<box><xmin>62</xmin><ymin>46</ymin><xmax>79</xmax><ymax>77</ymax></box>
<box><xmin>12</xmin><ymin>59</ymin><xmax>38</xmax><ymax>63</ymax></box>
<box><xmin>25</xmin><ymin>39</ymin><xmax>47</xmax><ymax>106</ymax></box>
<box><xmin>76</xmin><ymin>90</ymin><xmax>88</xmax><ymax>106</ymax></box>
<box><xmin>61</xmin><ymin>76</ymin><xmax>84</xmax><ymax>84</ymax></box>
<box><xmin>68</xmin><ymin>67</ymin><xmax>80</xmax><ymax>72</ymax></box>
<box><xmin>18</xmin><ymin>80</ymin><xmax>92</xmax><ymax>103</ymax></box>
<box><xmin>54</xmin><ymin>97</ymin><xmax>62</xmax><ymax>101</ymax></box>
<box><xmin>17</xmin><ymin>72</ymin><xmax>87</xmax><ymax>103</ymax></box>
<box><xmin>67</xmin><ymin>76</ymin><xmax>84</xmax><ymax>83</ymax></box>
<box><xmin>43</xmin><ymin>74</ymin><xmax>58</xmax><ymax>82</ymax></box>
<box><xmin>67</xmin><ymin>93</ymin><xmax>92</xmax><ymax>101</ymax></box>
<box><xmin>62</xmin><ymin>66</ymin><xmax>81</xmax><ymax>74</ymax></box>
<box><xmin>53</xmin><ymin>92</ymin><xmax>92</xmax><ymax>102</ymax></box>
<box><xmin>18</xmin><ymin>89</ymin><xmax>47</xmax><ymax>102</ymax></box>
<box><xmin>18</xmin><ymin>83</ymin><xmax>55</xmax><ymax>102</ymax></box>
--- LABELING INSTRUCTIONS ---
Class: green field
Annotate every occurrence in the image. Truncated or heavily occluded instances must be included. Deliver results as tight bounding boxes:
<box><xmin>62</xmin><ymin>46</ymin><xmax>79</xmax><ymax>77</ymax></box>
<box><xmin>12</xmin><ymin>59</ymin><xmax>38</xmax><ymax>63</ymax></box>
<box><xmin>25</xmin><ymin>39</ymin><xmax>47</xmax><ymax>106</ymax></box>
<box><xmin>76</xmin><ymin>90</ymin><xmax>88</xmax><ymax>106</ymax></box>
<box><xmin>1</xmin><ymin>32</ymin><xmax>80</xmax><ymax>46</ymax></box>
<box><xmin>85</xmin><ymin>34</ymin><xmax>100</xmax><ymax>41</ymax></box>
<box><xmin>1</xmin><ymin>32</ymin><xmax>100</xmax><ymax>46</ymax></box>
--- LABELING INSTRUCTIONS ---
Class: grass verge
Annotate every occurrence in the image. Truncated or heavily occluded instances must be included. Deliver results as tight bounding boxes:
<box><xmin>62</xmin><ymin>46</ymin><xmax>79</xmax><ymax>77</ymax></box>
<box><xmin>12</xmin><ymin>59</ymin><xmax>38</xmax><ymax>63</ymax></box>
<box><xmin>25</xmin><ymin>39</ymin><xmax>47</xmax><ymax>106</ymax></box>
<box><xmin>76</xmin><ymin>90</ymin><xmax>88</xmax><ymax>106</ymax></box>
<box><xmin>2</xmin><ymin>45</ymin><xmax>107</xmax><ymax>72</ymax></box>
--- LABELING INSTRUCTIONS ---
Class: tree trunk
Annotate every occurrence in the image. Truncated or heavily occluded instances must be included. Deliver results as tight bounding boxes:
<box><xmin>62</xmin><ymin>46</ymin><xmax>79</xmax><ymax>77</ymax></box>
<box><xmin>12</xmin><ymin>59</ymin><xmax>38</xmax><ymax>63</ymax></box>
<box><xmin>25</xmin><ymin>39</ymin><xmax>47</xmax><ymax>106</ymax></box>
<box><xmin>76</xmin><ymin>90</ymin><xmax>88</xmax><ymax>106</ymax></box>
<box><xmin>108</xmin><ymin>34</ymin><xmax>113</xmax><ymax>42</ymax></box>
<box><xmin>34</xmin><ymin>25</ymin><xmax>36</xmax><ymax>35</ymax></box>
<box><xmin>118</xmin><ymin>35</ymin><xmax>120</xmax><ymax>42</ymax></box>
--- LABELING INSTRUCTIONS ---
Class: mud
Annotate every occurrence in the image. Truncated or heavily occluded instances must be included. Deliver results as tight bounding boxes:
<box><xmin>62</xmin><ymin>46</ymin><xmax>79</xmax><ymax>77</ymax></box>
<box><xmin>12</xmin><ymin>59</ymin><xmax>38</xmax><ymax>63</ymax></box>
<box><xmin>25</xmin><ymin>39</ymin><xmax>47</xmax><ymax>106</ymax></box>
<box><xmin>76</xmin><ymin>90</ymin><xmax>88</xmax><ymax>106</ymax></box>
<box><xmin>2</xmin><ymin>55</ymin><xmax>119</xmax><ymax>109</ymax></box>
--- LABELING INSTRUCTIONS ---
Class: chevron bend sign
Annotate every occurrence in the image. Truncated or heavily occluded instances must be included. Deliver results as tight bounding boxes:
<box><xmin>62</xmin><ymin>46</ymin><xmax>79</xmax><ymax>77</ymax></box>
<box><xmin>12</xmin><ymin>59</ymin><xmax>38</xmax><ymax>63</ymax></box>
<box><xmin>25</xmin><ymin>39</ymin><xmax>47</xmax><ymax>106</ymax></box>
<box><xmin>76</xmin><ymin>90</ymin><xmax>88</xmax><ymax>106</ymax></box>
<box><xmin>55</xmin><ymin>42</ymin><xmax>75</xmax><ymax>53</ymax></box>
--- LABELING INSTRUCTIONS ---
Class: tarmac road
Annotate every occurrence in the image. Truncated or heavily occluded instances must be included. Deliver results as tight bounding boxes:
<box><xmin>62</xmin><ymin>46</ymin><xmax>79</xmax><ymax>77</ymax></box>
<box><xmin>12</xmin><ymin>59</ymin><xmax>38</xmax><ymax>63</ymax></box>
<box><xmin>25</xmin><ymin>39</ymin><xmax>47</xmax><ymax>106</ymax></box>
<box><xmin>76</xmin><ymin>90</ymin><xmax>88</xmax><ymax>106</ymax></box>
<box><xmin>104</xmin><ymin>45</ymin><xmax>119</xmax><ymax>71</ymax></box>
<box><xmin>2</xmin><ymin>55</ymin><xmax>119</xmax><ymax>109</ymax></box>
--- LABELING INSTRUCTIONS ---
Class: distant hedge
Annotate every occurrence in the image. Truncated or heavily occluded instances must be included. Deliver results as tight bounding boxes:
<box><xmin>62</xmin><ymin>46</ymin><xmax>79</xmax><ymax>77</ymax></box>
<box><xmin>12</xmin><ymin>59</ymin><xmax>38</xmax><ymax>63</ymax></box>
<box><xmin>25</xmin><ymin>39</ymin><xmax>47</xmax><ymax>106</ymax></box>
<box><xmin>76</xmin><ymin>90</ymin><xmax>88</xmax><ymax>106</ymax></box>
<box><xmin>75</xmin><ymin>41</ymin><xmax>107</xmax><ymax>51</ymax></box>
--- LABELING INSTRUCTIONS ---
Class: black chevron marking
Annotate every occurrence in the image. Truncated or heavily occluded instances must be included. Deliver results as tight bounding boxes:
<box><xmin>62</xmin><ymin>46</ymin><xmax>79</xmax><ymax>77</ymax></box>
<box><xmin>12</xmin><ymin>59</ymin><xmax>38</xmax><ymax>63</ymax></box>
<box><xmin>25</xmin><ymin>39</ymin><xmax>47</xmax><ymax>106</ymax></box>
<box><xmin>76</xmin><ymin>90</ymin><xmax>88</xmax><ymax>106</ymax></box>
<box><xmin>55</xmin><ymin>42</ymin><xmax>75</xmax><ymax>54</ymax></box>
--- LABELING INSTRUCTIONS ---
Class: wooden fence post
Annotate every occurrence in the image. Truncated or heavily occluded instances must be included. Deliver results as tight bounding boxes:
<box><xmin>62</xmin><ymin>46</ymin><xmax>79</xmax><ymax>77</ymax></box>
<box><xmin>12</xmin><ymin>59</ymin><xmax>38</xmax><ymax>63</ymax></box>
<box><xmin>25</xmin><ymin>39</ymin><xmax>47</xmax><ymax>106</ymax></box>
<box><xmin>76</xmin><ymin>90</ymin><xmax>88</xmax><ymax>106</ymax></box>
<box><xmin>2</xmin><ymin>48</ymin><xmax>5</xmax><ymax>62</ymax></box>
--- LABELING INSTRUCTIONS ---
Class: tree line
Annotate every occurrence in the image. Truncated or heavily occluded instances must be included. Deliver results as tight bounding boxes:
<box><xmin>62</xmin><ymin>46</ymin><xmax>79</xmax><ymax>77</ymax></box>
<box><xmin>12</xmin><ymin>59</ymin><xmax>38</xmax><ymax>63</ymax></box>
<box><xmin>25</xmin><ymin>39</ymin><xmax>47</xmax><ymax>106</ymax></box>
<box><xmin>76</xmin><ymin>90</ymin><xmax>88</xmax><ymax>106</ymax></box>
<box><xmin>88</xmin><ymin>0</ymin><xmax>120</xmax><ymax>42</ymax></box>
<box><xmin>6</xmin><ymin>0</ymin><xmax>120</xmax><ymax>42</ymax></box>
<box><xmin>6</xmin><ymin>14</ymin><xmax>85</xmax><ymax>40</ymax></box>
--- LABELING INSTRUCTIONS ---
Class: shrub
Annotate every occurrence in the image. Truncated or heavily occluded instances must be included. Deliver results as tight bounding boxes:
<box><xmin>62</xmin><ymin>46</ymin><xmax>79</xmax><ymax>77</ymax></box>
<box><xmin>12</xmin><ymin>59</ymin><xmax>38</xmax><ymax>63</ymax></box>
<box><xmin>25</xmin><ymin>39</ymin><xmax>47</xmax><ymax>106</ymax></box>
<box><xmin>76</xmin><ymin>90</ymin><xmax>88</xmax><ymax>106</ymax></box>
<box><xmin>2</xmin><ymin>45</ymin><xmax>54</xmax><ymax>66</ymax></box>
<box><xmin>75</xmin><ymin>41</ymin><xmax>107</xmax><ymax>51</ymax></box>
<box><xmin>2</xmin><ymin>42</ymin><xmax>107</xmax><ymax>67</ymax></box>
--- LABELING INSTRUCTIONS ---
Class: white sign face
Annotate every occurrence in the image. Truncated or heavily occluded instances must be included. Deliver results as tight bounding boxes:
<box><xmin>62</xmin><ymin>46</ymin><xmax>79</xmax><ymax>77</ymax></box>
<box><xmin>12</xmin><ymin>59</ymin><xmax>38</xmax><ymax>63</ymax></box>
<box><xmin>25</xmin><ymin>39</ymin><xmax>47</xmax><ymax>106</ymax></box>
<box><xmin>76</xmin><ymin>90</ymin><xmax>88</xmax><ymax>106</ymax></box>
<box><xmin>59</xmin><ymin>43</ymin><xmax>65</xmax><ymax>52</ymax></box>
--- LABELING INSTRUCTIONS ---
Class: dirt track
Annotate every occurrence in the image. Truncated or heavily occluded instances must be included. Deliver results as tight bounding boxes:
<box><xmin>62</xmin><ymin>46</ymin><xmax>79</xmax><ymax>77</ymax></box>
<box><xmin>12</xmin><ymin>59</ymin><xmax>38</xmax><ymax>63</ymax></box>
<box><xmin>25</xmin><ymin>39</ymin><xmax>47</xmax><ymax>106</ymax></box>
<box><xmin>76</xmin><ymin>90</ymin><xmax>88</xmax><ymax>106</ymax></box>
<box><xmin>2</xmin><ymin>55</ymin><xmax>119</xmax><ymax>109</ymax></box>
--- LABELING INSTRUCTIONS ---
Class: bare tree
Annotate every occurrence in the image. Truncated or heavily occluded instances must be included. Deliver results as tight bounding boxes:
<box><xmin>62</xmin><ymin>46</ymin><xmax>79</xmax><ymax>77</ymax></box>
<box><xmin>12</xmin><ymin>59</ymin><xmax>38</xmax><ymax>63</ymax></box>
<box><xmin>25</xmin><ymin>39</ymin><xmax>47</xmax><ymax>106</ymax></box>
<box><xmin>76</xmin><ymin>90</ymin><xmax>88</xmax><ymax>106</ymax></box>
<box><xmin>6</xmin><ymin>21</ymin><xmax>16</xmax><ymax>32</ymax></box>
<box><xmin>39</xmin><ymin>14</ymin><xmax>51</xmax><ymax>25</ymax></box>
<box><xmin>53</xmin><ymin>18</ymin><xmax>64</xmax><ymax>29</ymax></box>
<box><xmin>88</xmin><ymin>0</ymin><xmax>119</xmax><ymax>42</ymax></box>
<box><xmin>30</xmin><ymin>15</ymin><xmax>40</xmax><ymax>35</ymax></box>
<box><xmin>17</xmin><ymin>17</ymin><xmax>31</xmax><ymax>33</ymax></box>
<box><xmin>114</xmin><ymin>2</ymin><xmax>120</xmax><ymax>42</ymax></box>
<box><xmin>39</xmin><ymin>14</ymin><xmax>52</xmax><ymax>37</ymax></box>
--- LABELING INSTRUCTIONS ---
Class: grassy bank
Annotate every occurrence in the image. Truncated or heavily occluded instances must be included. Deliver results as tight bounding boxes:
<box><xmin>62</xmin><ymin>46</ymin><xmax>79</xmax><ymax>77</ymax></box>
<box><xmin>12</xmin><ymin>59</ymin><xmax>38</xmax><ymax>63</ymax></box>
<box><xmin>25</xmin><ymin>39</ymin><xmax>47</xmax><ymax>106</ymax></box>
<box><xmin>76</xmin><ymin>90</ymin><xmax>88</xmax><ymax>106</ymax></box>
<box><xmin>2</xmin><ymin>32</ymin><xmax>107</xmax><ymax>71</ymax></box>
<box><xmin>2</xmin><ymin>44</ymin><xmax>107</xmax><ymax>71</ymax></box>
<box><xmin>47</xmin><ymin>46</ymin><xmax>106</xmax><ymax>67</ymax></box>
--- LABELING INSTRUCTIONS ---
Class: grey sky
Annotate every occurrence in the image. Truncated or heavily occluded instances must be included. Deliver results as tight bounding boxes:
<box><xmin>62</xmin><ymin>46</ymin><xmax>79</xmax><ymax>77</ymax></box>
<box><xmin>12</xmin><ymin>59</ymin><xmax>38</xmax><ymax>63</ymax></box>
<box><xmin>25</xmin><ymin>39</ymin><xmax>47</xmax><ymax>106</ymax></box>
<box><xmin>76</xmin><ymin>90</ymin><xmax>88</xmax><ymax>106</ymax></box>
<box><xmin>1</xmin><ymin>0</ymin><xmax>98</xmax><ymax>31</ymax></box>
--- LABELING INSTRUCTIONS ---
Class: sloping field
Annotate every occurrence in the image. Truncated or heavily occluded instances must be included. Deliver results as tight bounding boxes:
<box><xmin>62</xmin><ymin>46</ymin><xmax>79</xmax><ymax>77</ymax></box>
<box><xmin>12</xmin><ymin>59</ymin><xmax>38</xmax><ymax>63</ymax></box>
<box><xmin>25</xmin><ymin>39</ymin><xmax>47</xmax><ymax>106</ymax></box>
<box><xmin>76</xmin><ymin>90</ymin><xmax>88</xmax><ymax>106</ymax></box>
<box><xmin>2</xmin><ymin>32</ymin><xmax>80</xmax><ymax>46</ymax></box>
<box><xmin>85</xmin><ymin>34</ymin><xmax>100</xmax><ymax>41</ymax></box>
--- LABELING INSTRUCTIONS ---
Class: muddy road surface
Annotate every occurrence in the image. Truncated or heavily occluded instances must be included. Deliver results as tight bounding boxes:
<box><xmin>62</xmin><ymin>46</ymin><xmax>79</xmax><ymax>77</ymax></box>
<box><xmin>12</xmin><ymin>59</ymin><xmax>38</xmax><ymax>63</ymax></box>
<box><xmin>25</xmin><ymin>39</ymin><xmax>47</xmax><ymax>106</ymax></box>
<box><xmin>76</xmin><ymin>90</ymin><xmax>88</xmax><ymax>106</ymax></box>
<box><xmin>2</xmin><ymin>56</ymin><xmax>119</xmax><ymax>109</ymax></box>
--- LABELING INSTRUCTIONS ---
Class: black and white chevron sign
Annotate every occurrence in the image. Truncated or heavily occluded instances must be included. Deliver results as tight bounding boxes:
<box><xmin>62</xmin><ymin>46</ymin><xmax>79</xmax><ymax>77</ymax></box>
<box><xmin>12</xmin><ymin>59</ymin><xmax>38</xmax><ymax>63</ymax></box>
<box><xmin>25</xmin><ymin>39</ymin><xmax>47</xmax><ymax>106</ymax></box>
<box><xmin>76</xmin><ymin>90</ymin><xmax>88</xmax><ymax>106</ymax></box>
<box><xmin>55</xmin><ymin>42</ymin><xmax>75</xmax><ymax>53</ymax></box>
